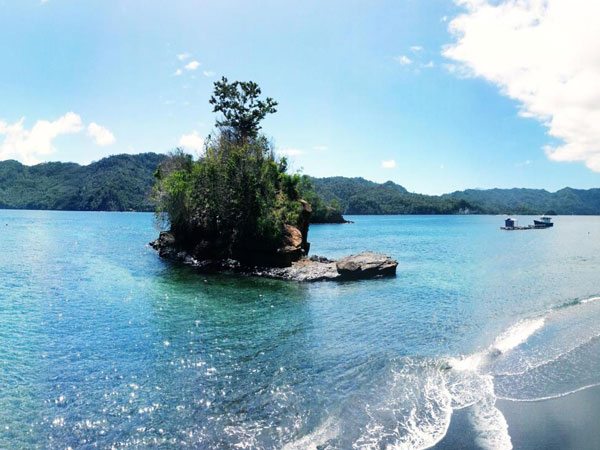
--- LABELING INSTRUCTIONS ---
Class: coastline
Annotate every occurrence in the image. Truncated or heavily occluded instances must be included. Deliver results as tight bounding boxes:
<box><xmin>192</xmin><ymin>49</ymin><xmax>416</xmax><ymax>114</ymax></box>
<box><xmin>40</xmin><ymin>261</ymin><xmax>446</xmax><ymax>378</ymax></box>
<box><xmin>435</xmin><ymin>384</ymin><xmax>600</xmax><ymax>449</ymax></box>
<box><xmin>497</xmin><ymin>384</ymin><xmax>600</xmax><ymax>450</ymax></box>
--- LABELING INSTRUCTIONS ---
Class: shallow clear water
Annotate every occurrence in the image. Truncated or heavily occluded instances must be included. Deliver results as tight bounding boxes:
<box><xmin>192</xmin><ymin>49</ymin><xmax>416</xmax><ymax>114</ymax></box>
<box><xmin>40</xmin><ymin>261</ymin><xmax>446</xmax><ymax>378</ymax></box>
<box><xmin>1</xmin><ymin>211</ymin><xmax>599</xmax><ymax>449</ymax></box>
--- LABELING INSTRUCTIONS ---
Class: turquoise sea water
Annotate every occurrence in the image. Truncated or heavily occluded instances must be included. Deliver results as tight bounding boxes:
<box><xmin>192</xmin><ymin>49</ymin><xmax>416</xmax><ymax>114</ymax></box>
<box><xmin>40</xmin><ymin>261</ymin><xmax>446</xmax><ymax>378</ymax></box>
<box><xmin>1</xmin><ymin>211</ymin><xmax>600</xmax><ymax>449</ymax></box>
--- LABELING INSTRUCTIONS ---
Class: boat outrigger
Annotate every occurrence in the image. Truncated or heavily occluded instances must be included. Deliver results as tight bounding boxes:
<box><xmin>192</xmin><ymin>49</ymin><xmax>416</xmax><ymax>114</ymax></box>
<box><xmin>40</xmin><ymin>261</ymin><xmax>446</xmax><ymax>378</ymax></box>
<box><xmin>501</xmin><ymin>216</ymin><xmax>554</xmax><ymax>230</ymax></box>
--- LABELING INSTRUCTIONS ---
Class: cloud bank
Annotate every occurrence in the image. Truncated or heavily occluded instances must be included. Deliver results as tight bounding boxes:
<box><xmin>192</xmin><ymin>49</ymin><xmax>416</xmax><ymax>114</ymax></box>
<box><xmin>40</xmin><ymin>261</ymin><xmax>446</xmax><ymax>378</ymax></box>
<box><xmin>88</xmin><ymin>122</ymin><xmax>115</xmax><ymax>146</ymax></box>
<box><xmin>179</xmin><ymin>131</ymin><xmax>204</xmax><ymax>154</ymax></box>
<box><xmin>0</xmin><ymin>113</ymin><xmax>115</xmax><ymax>164</ymax></box>
<box><xmin>444</xmin><ymin>0</ymin><xmax>600</xmax><ymax>172</ymax></box>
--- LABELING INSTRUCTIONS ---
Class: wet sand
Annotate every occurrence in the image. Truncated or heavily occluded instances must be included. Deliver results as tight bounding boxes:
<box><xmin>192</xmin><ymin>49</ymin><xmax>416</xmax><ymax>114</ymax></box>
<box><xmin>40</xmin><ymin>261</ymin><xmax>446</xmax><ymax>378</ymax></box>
<box><xmin>436</xmin><ymin>384</ymin><xmax>600</xmax><ymax>449</ymax></box>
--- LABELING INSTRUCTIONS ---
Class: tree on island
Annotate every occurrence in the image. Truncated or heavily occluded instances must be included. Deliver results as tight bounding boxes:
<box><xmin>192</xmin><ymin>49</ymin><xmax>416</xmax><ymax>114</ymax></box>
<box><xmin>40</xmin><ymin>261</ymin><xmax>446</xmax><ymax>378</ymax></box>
<box><xmin>153</xmin><ymin>77</ymin><xmax>311</xmax><ymax>266</ymax></box>
<box><xmin>209</xmin><ymin>77</ymin><xmax>278</xmax><ymax>142</ymax></box>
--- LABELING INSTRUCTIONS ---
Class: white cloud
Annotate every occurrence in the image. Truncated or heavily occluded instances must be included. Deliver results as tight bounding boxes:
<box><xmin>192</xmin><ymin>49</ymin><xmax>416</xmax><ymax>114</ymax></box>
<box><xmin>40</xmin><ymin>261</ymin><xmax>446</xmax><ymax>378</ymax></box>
<box><xmin>177</xmin><ymin>53</ymin><xmax>191</xmax><ymax>61</ymax></box>
<box><xmin>203</xmin><ymin>70</ymin><xmax>215</xmax><ymax>77</ymax></box>
<box><xmin>313</xmin><ymin>145</ymin><xmax>328</xmax><ymax>151</ymax></box>
<box><xmin>422</xmin><ymin>61</ymin><xmax>435</xmax><ymax>69</ymax></box>
<box><xmin>184</xmin><ymin>60</ymin><xmax>201</xmax><ymax>71</ymax></box>
<box><xmin>174</xmin><ymin>69</ymin><xmax>183</xmax><ymax>76</ymax></box>
<box><xmin>277</xmin><ymin>148</ymin><xmax>303</xmax><ymax>157</ymax></box>
<box><xmin>445</xmin><ymin>0</ymin><xmax>600</xmax><ymax>172</ymax></box>
<box><xmin>394</xmin><ymin>55</ymin><xmax>412</xmax><ymax>65</ymax></box>
<box><xmin>381</xmin><ymin>159</ymin><xmax>397</xmax><ymax>169</ymax></box>
<box><xmin>410</xmin><ymin>45</ymin><xmax>423</xmax><ymax>52</ymax></box>
<box><xmin>0</xmin><ymin>112</ymin><xmax>83</xmax><ymax>164</ymax></box>
<box><xmin>87</xmin><ymin>122</ymin><xmax>115</xmax><ymax>146</ymax></box>
<box><xmin>516</xmin><ymin>159</ymin><xmax>533</xmax><ymax>168</ymax></box>
<box><xmin>178</xmin><ymin>131</ymin><xmax>204</xmax><ymax>153</ymax></box>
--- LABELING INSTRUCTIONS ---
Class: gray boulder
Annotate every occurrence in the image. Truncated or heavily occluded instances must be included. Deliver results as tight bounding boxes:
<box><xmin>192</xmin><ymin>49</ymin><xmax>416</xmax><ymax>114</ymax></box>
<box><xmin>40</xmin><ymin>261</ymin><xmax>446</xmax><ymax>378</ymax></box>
<box><xmin>335</xmin><ymin>252</ymin><xmax>398</xmax><ymax>279</ymax></box>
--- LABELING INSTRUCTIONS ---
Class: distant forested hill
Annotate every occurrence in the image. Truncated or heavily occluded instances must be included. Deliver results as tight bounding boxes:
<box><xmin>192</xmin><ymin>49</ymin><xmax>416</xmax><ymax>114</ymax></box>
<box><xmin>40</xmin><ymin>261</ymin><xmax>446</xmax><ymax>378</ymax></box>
<box><xmin>0</xmin><ymin>153</ymin><xmax>166</xmax><ymax>211</ymax></box>
<box><xmin>442</xmin><ymin>187</ymin><xmax>600</xmax><ymax>215</ymax></box>
<box><xmin>310</xmin><ymin>177</ymin><xmax>476</xmax><ymax>214</ymax></box>
<box><xmin>310</xmin><ymin>177</ymin><xmax>600</xmax><ymax>215</ymax></box>
<box><xmin>1</xmin><ymin>154</ymin><xmax>599</xmax><ymax>215</ymax></box>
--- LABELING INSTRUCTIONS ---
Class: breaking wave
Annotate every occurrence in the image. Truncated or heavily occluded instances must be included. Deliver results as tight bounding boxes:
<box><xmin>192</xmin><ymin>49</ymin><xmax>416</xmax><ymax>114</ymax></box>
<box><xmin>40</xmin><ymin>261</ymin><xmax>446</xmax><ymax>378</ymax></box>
<box><xmin>284</xmin><ymin>294</ymin><xmax>600</xmax><ymax>449</ymax></box>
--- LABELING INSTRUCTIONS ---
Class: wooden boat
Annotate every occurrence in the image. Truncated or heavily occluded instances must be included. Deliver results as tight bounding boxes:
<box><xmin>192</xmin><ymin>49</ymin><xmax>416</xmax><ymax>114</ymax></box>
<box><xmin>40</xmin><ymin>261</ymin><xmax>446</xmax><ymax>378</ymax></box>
<box><xmin>533</xmin><ymin>216</ymin><xmax>553</xmax><ymax>228</ymax></box>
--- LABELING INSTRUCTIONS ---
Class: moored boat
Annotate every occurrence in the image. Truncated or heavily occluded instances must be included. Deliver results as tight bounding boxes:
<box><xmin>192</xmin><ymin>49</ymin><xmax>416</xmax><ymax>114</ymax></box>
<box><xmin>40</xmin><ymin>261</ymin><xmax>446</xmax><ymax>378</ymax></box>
<box><xmin>501</xmin><ymin>217</ymin><xmax>531</xmax><ymax>230</ymax></box>
<box><xmin>533</xmin><ymin>216</ymin><xmax>554</xmax><ymax>228</ymax></box>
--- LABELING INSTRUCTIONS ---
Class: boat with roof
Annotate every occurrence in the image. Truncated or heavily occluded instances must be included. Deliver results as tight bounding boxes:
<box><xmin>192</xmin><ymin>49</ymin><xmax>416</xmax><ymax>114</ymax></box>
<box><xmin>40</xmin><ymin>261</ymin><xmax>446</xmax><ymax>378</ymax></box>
<box><xmin>501</xmin><ymin>216</ymin><xmax>554</xmax><ymax>230</ymax></box>
<box><xmin>533</xmin><ymin>216</ymin><xmax>554</xmax><ymax>228</ymax></box>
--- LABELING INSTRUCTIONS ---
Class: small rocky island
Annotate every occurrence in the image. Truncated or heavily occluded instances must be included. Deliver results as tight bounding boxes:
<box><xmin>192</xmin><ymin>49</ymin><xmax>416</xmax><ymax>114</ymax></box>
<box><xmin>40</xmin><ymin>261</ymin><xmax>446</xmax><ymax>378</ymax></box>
<box><xmin>151</xmin><ymin>77</ymin><xmax>397</xmax><ymax>282</ymax></box>
<box><xmin>151</xmin><ymin>230</ymin><xmax>398</xmax><ymax>282</ymax></box>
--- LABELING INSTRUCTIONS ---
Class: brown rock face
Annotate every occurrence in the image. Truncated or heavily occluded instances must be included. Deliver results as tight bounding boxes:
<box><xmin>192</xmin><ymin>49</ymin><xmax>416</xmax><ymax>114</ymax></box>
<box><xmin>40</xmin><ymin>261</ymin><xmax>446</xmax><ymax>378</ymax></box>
<box><xmin>335</xmin><ymin>252</ymin><xmax>398</xmax><ymax>279</ymax></box>
<box><xmin>298</xmin><ymin>200</ymin><xmax>312</xmax><ymax>254</ymax></box>
<box><xmin>274</xmin><ymin>224</ymin><xmax>305</xmax><ymax>267</ymax></box>
<box><xmin>283</xmin><ymin>224</ymin><xmax>303</xmax><ymax>249</ymax></box>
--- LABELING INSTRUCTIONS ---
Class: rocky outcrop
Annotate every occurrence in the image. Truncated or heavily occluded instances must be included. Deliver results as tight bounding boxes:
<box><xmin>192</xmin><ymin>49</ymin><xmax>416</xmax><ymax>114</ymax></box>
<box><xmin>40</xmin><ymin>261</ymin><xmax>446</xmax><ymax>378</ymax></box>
<box><xmin>273</xmin><ymin>224</ymin><xmax>307</xmax><ymax>267</ymax></box>
<box><xmin>298</xmin><ymin>200</ymin><xmax>312</xmax><ymax>254</ymax></box>
<box><xmin>262</xmin><ymin>252</ymin><xmax>397</xmax><ymax>281</ymax></box>
<box><xmin>150</xmin><ymin>237</ymin><xmax>398</xmax><ymax>282</ymax></box>
<box><xmin>151</xmin><ymin>231</ymin><xmax>178</xmax><ymax>259</ymax></box>
<box><xmin>336</xmin><ymin>252</ymin><xmax>398</xmax><ymax>279</ymax></box>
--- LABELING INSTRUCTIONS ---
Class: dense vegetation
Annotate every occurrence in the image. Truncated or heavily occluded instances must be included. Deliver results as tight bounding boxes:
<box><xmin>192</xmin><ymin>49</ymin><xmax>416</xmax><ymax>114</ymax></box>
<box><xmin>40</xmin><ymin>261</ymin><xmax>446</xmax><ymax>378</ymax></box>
<box><xmin>442</xmin><ymin>188</ymin><xmax>600</xmax><ymax>215</ymax></box>
<box><xmin>153</xmin><ymin>77</ymin><xmax>310</xmax><ymax>262</ymax></box>
<box><xmin>311</xmin><ymin>177</ymin><xmax>600</xmax><ymax>215</ymax></box>
<box><xmin>0</xmin><ymin>153</ymin><xmax>165</xmax><ymax>211</ymax></box>
<box><xmin>311</xmin><ymin>177</ymin><xmax>475</xmax><ymax>214</ymax></box>
<box><xmin>3</xmin><ymin>156</ymin><xmax>600</xmax><ymax>216</ymax></box>
<box><xmin>298</xmin><ymin>176</ymin><xmax>346</xmax><ymax>223</ymax></box>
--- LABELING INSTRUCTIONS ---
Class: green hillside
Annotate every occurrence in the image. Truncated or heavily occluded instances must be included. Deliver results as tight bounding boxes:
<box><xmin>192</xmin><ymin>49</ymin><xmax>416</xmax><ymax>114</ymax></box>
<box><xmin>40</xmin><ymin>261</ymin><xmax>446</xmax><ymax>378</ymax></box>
<box><xmin>1</xmin><ymin>154</ymin><xmax>599</xmax><ymax>215</ymax></box>
<box><xmin>0</xmin><ymin>153</ymin><xmax>166</xmax><ymax>211</ymax></box>
<box><xmin>311</xmin><ymin>177</ymin><xmax>600</xmax><ymax>215</ymax></box>
<box><xmin>310</xmin><ymin>177</ymin><xmax>476</xmax><ymax>214</ymax></box>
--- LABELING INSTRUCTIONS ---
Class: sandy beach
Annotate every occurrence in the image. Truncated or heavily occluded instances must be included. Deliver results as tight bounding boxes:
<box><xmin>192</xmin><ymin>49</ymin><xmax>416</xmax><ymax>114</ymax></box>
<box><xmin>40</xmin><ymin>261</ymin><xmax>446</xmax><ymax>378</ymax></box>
<box><xmin>436</xmin><ymin>384</ymin><xmax>600</xmax><ymax>449</ymax></box>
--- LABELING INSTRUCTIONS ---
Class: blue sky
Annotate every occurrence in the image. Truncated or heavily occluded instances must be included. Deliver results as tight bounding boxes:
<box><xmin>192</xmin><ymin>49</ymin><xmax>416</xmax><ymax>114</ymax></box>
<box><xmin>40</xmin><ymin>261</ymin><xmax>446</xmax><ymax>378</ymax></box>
<box><xmin>0</xmin><ymin>0</ymin><xmax>598</xmax><ymax>194</ymax></box>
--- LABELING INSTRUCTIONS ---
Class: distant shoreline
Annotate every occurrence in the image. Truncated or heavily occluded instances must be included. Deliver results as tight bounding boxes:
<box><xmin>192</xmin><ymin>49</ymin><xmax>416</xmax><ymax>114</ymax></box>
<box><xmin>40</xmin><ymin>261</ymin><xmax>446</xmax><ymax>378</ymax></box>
<box><xmin>1</xmin><ymin>153</ymin><xmax>600</xmax><ymax>215</ymax></box>
<box><xmin>2</xmin><ymin>208</ymin><xmax>600</xmax><ymax>217</ymax></box>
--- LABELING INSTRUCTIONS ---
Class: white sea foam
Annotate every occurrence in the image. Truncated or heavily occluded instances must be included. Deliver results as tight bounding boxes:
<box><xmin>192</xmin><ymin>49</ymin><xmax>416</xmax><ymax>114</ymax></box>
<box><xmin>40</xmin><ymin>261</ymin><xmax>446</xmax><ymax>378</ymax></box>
<box><xmin>580</xmin><ymin>296</ymin><xmax>600</xmax><ymax>304</ymax></box>
<box><xmin>497</xmin><ymin>381</ymin><xmax>600</xmax><ymax>403</ymax></box>
<box><xmin>370</xmin><ymin>309</ymin><xmax>597</xmax><ymax>448</ymax></box>
<box><xmin>469</xmin><ymin>378</ymin><xmax>512</xmax><ymax>450</ymax></box>
<box><xmin>353</xmin><ymin>361</ymin><xmax>453</xmax><ymax>450</ymax></box>
<box><xmin>448</xmin><ymin>317</ymin><xmax>545</xmax><ymax>375</ymax></box>
<box><xmin>286</xmin><ymin>310</ymin><xmax>600</xmax><ymax>449</ymax></box>
<box><xmin>442</xmin><ymin>318</ymin><xmax>547</xmax><ymax>449</ymax></box>
<box><xmin>493</xmin><ymin>331</ymin><xmax>600</xmax><ymax>377</ymax></box>
<box><xmin>448</xmin><ymin>351</ymin><xmax>486</xmax><ymax>372</ymax></box>
<box><xmin>282</xmin><ymin>417</ymin><xmax>339</xmax><ymax>450</ymax></box>
<box><xmin>492</xmin><ymin>318</ymin><xmax>545</xmax><ymax>354</ymax></box>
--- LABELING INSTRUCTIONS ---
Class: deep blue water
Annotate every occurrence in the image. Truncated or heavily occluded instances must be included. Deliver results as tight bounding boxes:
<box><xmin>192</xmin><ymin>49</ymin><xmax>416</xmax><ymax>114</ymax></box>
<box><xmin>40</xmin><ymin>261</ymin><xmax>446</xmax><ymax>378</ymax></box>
<box><xmin>1</xmin><ymin>211</ymin><xmax>600</xmax><ymax>449</ymax></box>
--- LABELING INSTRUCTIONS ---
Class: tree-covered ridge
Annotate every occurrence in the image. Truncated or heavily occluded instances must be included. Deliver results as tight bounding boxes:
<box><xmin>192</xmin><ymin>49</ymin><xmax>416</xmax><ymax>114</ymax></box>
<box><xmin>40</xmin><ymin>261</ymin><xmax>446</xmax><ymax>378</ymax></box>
<box><xmin>443</xmin><ymin>187</ymin><xmax>600</xmax><ymax>215</ymax></box>
<box><xmin>1</xmin><ymin>155</ymin><xmax>600</xmax><ymax>216</ymax></box>
<box><xmin>310</xmin><ymin>177</ymin><xmax>600</xmax><ymax>215</ymax></box>
<box><xmin>310</xmin><ymin>177</ymin><xmax>474</xmax><ymax>214</ymax></box>
<box><xmin>0</xmin><ymin>153</ymin><xmax>166</xmax><ymax>211</ymax></box>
